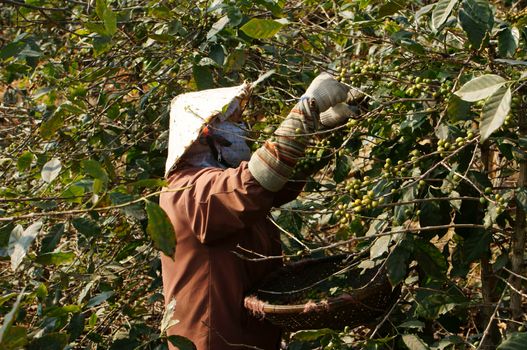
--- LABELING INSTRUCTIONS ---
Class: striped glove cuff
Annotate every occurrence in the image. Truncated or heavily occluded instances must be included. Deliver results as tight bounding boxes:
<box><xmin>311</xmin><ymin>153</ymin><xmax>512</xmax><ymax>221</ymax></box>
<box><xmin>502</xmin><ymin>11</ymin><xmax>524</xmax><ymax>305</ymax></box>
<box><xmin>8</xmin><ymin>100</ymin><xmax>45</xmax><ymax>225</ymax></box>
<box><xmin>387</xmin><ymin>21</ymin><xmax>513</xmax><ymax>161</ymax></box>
<box><xmin>248</xmin><ymin>98</ymin><xmax>318</xmax><ymax>192</ymax></box>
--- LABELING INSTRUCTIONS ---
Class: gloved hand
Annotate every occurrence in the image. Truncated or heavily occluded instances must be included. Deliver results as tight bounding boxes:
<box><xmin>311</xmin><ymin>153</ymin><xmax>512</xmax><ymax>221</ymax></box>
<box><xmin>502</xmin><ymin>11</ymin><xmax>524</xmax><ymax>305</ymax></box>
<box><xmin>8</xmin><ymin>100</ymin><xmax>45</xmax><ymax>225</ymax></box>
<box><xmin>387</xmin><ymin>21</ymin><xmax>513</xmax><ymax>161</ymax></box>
<box><xmin>248</xmin><ymin>74</ymin><xmax>358</xmax><ymax>192</ymax></box>
<box><xmin>319</xmin><ymin>89</ymin><xmax>366</xmax><ymax>128</ymax></box>
<box><xmin>319</xmin><ymin>103</ymin><xmax>357</xmax><ymax>128</ymax></box>
<box><xmin>302</xmin><ymin>72</ymin><xmax>349</xmax><ymax>113</ymax></box>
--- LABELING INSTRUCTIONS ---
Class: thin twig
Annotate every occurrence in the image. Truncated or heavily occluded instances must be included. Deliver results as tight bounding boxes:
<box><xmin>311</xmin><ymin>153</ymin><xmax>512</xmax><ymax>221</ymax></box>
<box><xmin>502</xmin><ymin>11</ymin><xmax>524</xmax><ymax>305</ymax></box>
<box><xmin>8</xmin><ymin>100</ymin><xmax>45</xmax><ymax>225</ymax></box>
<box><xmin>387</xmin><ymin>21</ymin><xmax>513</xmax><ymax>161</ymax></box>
<box><xmin>504</xmin><ymin>267</ymin><xmax>527</xmax><ymax>282</ymax></box>
<box><xmin>0</xmin><ymin>186</ymin><xmax>192</xmax><ymax>222</ymax></box>
<box><xmin>476</xmin><ymin>286</ymin><xmax>508</xmax><ymax>350</ymax></box>
<box><xmin>233</xmin><ymin>223</ymin><xmax>492</xmax><ymax>262</ymax></box>
<box><xmin>1</xmin><ymin>0</ymin><xmax>69</xmax><ymax>11</ymax></box>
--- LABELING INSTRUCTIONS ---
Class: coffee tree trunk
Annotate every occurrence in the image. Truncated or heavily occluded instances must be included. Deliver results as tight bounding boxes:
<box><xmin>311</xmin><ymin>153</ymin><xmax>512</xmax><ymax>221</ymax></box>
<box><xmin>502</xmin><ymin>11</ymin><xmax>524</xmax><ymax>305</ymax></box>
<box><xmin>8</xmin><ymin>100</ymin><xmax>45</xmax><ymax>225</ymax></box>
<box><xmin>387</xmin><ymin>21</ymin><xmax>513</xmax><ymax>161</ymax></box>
<box><xmin>511</xmin><ymin>98</ymin><xmax>527</xmax><ymax>329</ymax></box>
<box><xmin>480</xmin><ymin>141</ymin><xmax>500</xmax><ymax>348</ymax></box>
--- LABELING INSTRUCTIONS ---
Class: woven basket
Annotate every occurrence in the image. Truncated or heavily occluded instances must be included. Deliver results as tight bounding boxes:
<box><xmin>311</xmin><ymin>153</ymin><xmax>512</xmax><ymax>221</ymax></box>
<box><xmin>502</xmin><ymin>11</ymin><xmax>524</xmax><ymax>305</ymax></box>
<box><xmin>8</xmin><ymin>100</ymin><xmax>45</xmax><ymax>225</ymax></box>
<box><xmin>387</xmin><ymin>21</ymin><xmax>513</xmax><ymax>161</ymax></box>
<box><xmin>244</xmin><ymin>255</ymin><xmax>400</xmax><ymax>331</ymax></box>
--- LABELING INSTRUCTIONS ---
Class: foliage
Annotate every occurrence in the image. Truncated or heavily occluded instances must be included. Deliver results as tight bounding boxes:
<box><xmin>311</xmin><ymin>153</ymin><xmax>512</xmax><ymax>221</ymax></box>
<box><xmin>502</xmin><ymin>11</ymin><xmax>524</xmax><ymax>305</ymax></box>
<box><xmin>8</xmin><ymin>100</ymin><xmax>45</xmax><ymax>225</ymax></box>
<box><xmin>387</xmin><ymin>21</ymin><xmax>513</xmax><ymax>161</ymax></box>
<box><xmin>1</xmin><ymin>0</ymin><xmax>527</xmax><ymax>349</ymax></box>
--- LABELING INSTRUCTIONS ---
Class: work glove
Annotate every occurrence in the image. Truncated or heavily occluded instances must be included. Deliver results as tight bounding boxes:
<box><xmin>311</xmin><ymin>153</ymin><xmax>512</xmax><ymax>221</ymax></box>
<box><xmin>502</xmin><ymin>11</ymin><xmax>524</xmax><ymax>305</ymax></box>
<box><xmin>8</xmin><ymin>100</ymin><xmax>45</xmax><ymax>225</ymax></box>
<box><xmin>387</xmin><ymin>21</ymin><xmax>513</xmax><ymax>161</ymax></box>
<box><xmin>319</xmin><ymin>89</ymin><xmax>365</xmax><ymax>128</ymax></box>
<box><xmin>248</xmin><ymin>73</ymin><xmax>355</xmax><ymax>192</ymax></box>
<box><xmin>302</xmin><ymin>72</ymin><xmax>349</xmax><ymax>113</ymax></box>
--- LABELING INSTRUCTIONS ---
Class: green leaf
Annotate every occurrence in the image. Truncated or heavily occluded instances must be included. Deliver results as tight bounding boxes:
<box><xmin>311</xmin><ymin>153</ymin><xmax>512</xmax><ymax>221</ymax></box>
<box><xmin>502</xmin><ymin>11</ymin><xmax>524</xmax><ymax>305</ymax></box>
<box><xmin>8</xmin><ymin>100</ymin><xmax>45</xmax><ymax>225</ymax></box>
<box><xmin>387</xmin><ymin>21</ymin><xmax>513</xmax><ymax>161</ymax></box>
<box><xmin>0</xmin><ymin>224</ymin><xmax>14</xmax><ymax>257</ymax></box>
<box><xmin>400</xmin><ymin>38</ymin><xmax>425</xmax><ymax>55</ymax></box>
<box><xmin>39</xmin><ymin>223</ymin><xmax>64</xmax><ymax>254</ymax></box>
<box><xmin>398</xmin><ymin>320</ymin><xmax>425</xmax><ymax>330</ymax></box>
<box><xmin>386</xmin><ymin>243</ymin><xmax>411</xmax><ymax>285</ymax></box>
<box><xmin>458</xmin><ymin>0</ymin><xmax>494</xmax><ymax>49</ymax></box>
<box><xmin>275</xmin><ymin>207</ymin><xmax>303</xmax><ymax>236</ymax></box>
<box><xmin>401</xmin><ymin>334</ymin><xmax>431</xmax><ymax>350</ymax></box>
<box><xmin>419</xmin><ymin>197</ymin><xmax>451</xmax><ymax>240</ymax></box>
<box><xmin>370</xmin><ymin>234</ymin><xmax>391</xmax><ymax>259</ymax></box>
<box><xmin>36</xmin><ymin>251</ymin><xmax>75</xmax><ymax>266</ymax></box>
<box><xmin>497</xmin><ymin>332</ymin><xmax>527</xmax><ymax>349</ymax></box>
<box><xmin>333</xmin><ymin>155</ymin><xmax>351</xmax><ymax>183</ymax></box>
<box><xmin>394</xmin><ymin>183</ymin><xmax>416</xmax><ymax>223</ymax></box>
<box><xmin>378</xmin><ymin>0</ymin><xmax>407</xmax><ymax>17</ymax></box>
<box><xmin>415</xmin><ymin>4</ymin><xmax>435</xmax><ymax>22</ymax></box>
<box><xmin>92</xmin><ymin>178</ymin><xmax>105</xmax><ymax>194</ymax></box>
<box><xmin>67</xmin><ymin>312</ymin><xmax>85</xmax><ymax>341</ymax></box>
<box><xmin>366</xmin><ymin>212</ymin><xmax>389</xmax><ymax>237</ymax></box>
<box><xmin>454</xmin><ymin>74</ymin><xmax>507</xmax><ymax>102</ymax></box>
<box><xmin>0</xmin><ymin>326</ymin><xmax>27</xmax><ymax>349</ymax></box>
<box><xmin>36</xmin><ymin>283</ymin><xmax>48</xmax><ymax>299</ymax></box>
<box><xmin>94</xmin><ymin>0</ymin><xmax>116</xmax><ymax>36</ymax></box>
<box><xmin>493</xmin><ymin>253</ymin><xmax>509</xmax><ymax>273</ymax></box>
<box><xmin>291</xmin><ymin>329</ymin><xmax>336</xmax><ymax>342</ymax></box>
<box><xmin>368</xmin><ymin>213</ymin><xmax>391</xmax><ymax>259</ymax></box>
<box><xmin>8</xmin><ymin>221</ymin><xmax>42</xmax><ymax>271</ymax></box>
<box><xmin>86</xmin><ymin>291</ymin><xmax>114</xmax><ymax>308</ymax></box>
<box><xmin>57</xmin><ymin>101</ymin><xmax>84</xmax><ymax>115</ymax></box>
<box><xmin>463</xmin><ymin>228</ymin><xmax>492</xmax><ymax>262</ymax></box>
<box><xmin>0</xmin><ymin>290</ymin><xmax>24</xmax><ymax>344</ymax></box>
<box><xmin>447</xmin><ymin>95</ymin><xmax>472</xmax><ymax>121</ymax></box>
<box><xmin>33</xmin><ymin>86</ymin><xmax>53</xmax><ymax>99</ymax></box>
<box><xmin>44</xmin><ymin>304</ymin><xmax>81</xmax><ymax>317</ymax></box>
<box><xmin>81</xmin><ymin>159</ymin><xmax>109</xmax><ymax>184</ymax></box>
<box><xmin>95</xmin><ymin>0</ymin><xmax>106</xmax><ymax>21</ymax></box>
<box><xmin>254</xmin><ymin>0</ymin><xmax>284</xmax><ymax>16</ymax></box>
<box><xmin>81</xmin><ymin>66</ymin><xmax>118</xmax><ymax>82</ymax></box>
<box><xmin>495</xmin><ymin>59</ymin><xmax>527</xmax><ymax>66</ymax></box>
<box><xmin>414</xmin><ymin>239</ymin><xmax>448</xmax><ymax>279</ymax></box>
<box><xmin>225</xmin><ymin>49</ymin><xmax>246</xmax><ymax>72</ymax></box>
<box><xmin>26</xmin><ymin>332</ymin><xmax>68</xmax><ymax>350</ymax></box>
<box><xmin>145</xmin><ymin>201</ymin><xmax>176</xmax><ymax>257</ymax></box>
<box><xmin>209</xmin><ymin>44</ymin><xmax>225</xmax><ymax>66</ymax></box>
<box><xmin>431</xmin><ymin>0</ymin><xmax>458</xmax><ymax>31</ymax></box>
<box><xmin>109</xmin><ymin>192</ymin><xmax>145</xmax><ymax>219</ymax></box>
<box><xmin>0</xmin><ymin>293</ymin><xmax>16</xmax><ymax>307</ymax></box>
<box><xmin>206</xmin><ymin>16</ymin><xmax>229</xmax><ymax>40</ymax></box>
<box><xmin>72</xmin><ymin>217</ymin><xmax>101</xmax><ymax>237</ymax></box>
<box><xmin>41</xmin><ymin>158</ymin><xmax>62</xmax><ymax>183</ymax></box>
<box><xmin>480</xmin><ymin>86</ymin><xmax>511</xmax><ymax>142</ymax></box>
<box><xmin>93</xmin><ymin>33</ymin><xmax>112</xmax><ymax>56</ymax></box>
<box><xmin>61</xmin><ymin>185</ymin><xmax>85</xmax><ymax>203</ymax></box>
<box><xmin>102</xmin><ymin>5</ymin><xmax>117</xmax><ymax>36</ymax></box>
<box><xmin>192</xmin><ymin>65</ymin><xmax>214</xmax><ymax>91</ymax></box>
<box><xmin>253</xmin><ymin>69</ymin><xmax>276</xmax><ymax>87</ymax></box>
<box><xmin>240</xmin><ymin>18</ymin><xmax>284</xmax><ymax>39</ymax></box>
<box><xmin>167</xmin><ymin>335</ymin><xmax>196</xmax><ymax>350</ymax></box>
<box><xmin>198</xmin><ymin>58</ymin><xmax>217</xmax><ymax>67</ymax></box>
<box><xmin>498</xmin><ymin>27</ymin><xmax>520</xmax><ymax>58</ymax></box>
<box><xmin>17</xmin><ymin>151</ymin><xmax>34</xmax><ymax>172</ymax></box>
<box><xmin>0</xmin><ymin>41</ymin><xmax>25</xmax><ymax>60</ymax></box>
<box><xmin>39</xmin><ymin>113</ymin><xmax>64</xmax><ymax>139</ymax></box>
<box><xmin>18</xmin><ymin>46</ymin><xmax>42</xmax><ymax>58</ymax></box>
<box><xmin>160</xmin><ymin>299</ymin><xmax>179</xmax><ymax>334</ymax></box>
<box><xmin>88</xmin><ymin>313</ymin><xmax>97</xmax><ymax>328</ymax></box>
<box><xmin>148</xmin><ymin>4</ymin><xmax>172</xmax><ymax>19</ymax></box>
<box><xmin>131</xmin><ymin>178</ymin><xmax>167</xmax><ymax>189</ymax></box>
<box><xmin>85</xmin><ymin>22</ymin><xmax>108</xmax><ymax>36</ymax></box>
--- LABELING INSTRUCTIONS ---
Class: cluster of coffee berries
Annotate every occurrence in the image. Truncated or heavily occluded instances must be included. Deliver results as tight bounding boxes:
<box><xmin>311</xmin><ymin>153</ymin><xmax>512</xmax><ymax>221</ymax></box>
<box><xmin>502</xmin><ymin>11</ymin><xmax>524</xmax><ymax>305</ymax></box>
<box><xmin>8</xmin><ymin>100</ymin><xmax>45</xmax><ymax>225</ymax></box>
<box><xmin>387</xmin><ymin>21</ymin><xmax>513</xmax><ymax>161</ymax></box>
<box><xmin>480</xmin><ymin>188</ymin><xmax>507</xmax><ymax>215</ymax></box>
<box><xmin>382</xmin><ymin>158</ymin><xmax>410</xmax><ymax>179</ymax></box>
<box><xmin>432</xmin><ymin>80</ymin><xmax>454</xmax><ymax>99</ymax></box>
<box><xmin>436</xmin><ymin>130</ymin><xmax>474</xmax><ymax>157</ymax></box>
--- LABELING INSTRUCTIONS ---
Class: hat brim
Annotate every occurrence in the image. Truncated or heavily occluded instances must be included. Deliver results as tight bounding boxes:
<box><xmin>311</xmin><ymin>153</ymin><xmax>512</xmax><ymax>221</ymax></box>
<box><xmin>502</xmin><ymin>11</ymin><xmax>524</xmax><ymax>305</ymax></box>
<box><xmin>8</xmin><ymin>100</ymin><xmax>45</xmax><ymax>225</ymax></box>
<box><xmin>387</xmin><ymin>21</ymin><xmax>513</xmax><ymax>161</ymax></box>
<box><xmin>165</xmin><ymin>83</ymin><xmax>252</xmax><ymax>176</ymax></box>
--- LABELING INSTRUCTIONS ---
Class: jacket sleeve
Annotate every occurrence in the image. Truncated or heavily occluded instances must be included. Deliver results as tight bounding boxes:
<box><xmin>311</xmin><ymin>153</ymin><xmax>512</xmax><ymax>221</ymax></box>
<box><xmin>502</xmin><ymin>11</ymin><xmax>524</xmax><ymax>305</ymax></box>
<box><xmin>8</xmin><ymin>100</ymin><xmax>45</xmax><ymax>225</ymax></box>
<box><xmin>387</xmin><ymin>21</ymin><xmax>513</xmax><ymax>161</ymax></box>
<box><xmin>181</xmin><ymin>162</ymin><xmax>277</xmax><ymax>244</ymax></box>
<box><xmin>272</xmin><ymin>180</ymin><xmax>305</xmax><ymax>207</ymax></box>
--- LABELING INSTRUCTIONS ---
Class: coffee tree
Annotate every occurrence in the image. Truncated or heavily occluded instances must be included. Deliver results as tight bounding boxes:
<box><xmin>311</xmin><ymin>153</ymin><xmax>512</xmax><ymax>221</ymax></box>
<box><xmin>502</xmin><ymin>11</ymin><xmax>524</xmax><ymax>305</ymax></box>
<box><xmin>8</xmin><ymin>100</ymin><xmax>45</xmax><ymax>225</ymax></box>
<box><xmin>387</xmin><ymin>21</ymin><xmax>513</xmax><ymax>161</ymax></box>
<box><xmin>1</xmin><ymin>0</ymin><xmax>527</xmax><ymax>349</ymax></box>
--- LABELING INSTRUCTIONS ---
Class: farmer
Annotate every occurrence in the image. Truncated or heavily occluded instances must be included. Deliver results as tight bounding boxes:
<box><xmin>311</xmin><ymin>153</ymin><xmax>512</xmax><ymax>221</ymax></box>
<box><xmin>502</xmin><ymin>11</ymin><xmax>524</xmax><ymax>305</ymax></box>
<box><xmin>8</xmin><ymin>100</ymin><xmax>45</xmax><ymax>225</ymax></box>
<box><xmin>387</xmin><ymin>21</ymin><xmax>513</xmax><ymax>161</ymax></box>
<box><xmin>160</xmin><ymin>73</ymin><xmax>359</xmax><ymax>349</ymax></box>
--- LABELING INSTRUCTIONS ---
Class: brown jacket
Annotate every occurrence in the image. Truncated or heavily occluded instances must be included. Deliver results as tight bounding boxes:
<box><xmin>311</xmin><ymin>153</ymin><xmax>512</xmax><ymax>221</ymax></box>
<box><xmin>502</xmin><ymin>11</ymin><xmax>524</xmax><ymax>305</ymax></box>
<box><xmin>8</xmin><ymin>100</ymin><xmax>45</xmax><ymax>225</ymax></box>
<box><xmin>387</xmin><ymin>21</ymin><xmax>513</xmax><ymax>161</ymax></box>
<box><xmin>160</xmin><ymin>162</ymin><xmax>302</xmax><ymax>350</ymax></box>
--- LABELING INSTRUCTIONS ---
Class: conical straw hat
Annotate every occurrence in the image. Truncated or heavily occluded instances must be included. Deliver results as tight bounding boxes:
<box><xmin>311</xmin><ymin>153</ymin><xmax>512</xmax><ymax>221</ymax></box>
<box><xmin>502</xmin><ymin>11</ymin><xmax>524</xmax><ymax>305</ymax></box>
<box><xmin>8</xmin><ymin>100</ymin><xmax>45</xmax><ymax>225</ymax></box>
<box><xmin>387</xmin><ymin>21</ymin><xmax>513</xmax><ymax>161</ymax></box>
<box><xmin>165</xmin><ymin>83</ymin><xmax>252</xmax><ymax>176</ymax></box>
